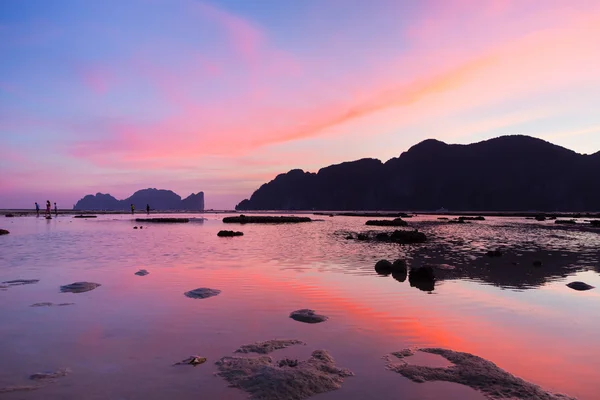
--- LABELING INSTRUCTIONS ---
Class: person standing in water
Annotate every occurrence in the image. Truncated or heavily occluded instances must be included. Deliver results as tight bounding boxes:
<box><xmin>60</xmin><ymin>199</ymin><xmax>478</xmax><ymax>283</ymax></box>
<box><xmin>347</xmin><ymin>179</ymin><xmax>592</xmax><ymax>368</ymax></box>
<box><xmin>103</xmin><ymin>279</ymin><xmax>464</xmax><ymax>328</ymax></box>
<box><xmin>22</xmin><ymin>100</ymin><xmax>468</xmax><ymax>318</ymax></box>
<box><xmin>146</xmin><ymin>204</ymin><xmax>150</xmax><ymax>215</ymax></box>
<box><xmin>45</xmin><ymin>200</ymin><xmax>51</xmax><ymax>217</ymax></box>
<box><xmin>131</xmin><ymin>204</ymin><xmax>135</xmax><ymax>215</ymax></box>
<box><xmin>35</xmin><ymin>202</ymin><xmax>40</xmax><ymax>217</ymax></box>
<box><xmin>54</xmin><ymin>202</ymin><xmax>58</xmax><ymax>216</ymax></box>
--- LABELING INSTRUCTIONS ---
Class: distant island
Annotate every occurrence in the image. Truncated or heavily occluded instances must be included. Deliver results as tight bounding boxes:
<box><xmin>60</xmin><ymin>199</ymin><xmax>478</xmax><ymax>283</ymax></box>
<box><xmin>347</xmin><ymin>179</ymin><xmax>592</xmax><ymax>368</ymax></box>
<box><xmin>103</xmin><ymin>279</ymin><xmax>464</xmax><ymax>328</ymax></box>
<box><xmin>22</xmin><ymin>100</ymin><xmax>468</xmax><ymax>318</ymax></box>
<box><xmin>74</xmin><ymin>188</ymin><xmax>204</xmax><ymax>211</ymax></box>
<box><xmin>236</xmin><ymin>135</ymin><xmax>600</xmax><ymax>212</ymax></box>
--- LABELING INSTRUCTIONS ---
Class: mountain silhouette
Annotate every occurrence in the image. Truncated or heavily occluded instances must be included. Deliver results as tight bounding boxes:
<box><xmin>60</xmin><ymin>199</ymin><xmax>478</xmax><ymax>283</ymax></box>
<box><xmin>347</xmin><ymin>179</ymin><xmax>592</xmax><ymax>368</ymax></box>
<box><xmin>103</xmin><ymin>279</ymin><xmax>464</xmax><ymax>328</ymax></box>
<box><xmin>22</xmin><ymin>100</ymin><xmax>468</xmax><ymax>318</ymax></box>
<box><xmin>236</xmin><ymin>135</ymin><xmax>600</xmax><ymax>211</ymax></box>
<box><xmin>74</xmin><ymin>188</ymin><xmax>204</xmax><ymax>211</ymax></box>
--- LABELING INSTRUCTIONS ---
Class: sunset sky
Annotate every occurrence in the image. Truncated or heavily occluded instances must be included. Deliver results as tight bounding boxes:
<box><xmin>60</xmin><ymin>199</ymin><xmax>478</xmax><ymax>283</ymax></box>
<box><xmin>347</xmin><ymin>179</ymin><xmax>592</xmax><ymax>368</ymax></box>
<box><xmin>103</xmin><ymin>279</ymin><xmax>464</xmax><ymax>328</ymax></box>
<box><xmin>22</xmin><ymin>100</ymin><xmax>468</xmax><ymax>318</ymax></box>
<box><xmin>1</xmin><ymin>0</ymin><xmax>600</xmax><ymax>209</ymax></box>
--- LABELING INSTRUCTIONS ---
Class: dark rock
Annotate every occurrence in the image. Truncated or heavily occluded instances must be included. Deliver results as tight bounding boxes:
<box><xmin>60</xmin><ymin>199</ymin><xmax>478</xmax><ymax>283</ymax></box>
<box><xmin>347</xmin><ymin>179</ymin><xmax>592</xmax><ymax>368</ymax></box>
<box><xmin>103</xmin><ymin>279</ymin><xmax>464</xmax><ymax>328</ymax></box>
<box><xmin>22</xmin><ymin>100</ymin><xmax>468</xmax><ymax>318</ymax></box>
<box><xmin>590</xmin><ymin>220</ymin><xmax>600</xmax><ymax>227</ymax></box>
<box><xmin>345</xmin><ymin>234</ymin><xmax>353</xmax><ymax>240</ymax></box>
<box><xmin>392</xmin><ymin>259</ymin><xmax>408</xmax><ymax>273</ymax></box>
<box><xmin>365</xmin><ymin>218</ymin><xmax>408</xmax><ymax>227</ymax></box>
<box><xmin>375</xmin><ymin>232</ymin><xmax>389</xmax><ymax>241</ymax></box>
<box><xmin>223</xmin><ymin>215</ymin><xmax>311</xmax><ymax>224</ymax></box>
<box><xmin>134</xmin><ymin>269</ymin><xmax>149</xmax><ymax>276</ymax></box>
<box><xmin>30</xmin><ymin>302</ymin><xmax>74</xmax><ymax>307</ymax></box>
<box><xmin>174</xmin><ymin>356</ymin><xmax>207</xmax><ymax>366</ymax></box>
<box><xmin>533</xmin><ymin>260</ymin><xmax>543</xmax><ymax>267</ymax></box>
<box><xmin>459</xmin><ymin>216</ymin><xmax>485</xmax><ymax>221</ymax></box>
<box><xmin>566</xmin><ymin>281</ymin><xmax>595</xmax><ymax>291</ymax></box>
<box><xmin>133</xmin><ymin>226</ymin><xmax>138</xmax><ymax>229</ymax></box>
<box><xmin>0</xmin><ymin>229</ymin><xmax>9</xmax><ymax>235</ymax></box>
<box><xmin>3</xmin><ymin>279</ymin><xmax>39</xmax><ymax>286</ymax></box>
<box><xmin>215</xmin><ymin>349</ymin><xmax>353</xmax><ymax>400</ymax></box>
<box><xmin>392</xmin><ymin>270</ymin><xmax>407</xmax><ymax>283</ymax></box>
<box><xmin>555</xmin><ymin>219</ymin><xmax>577</xmax><ymax>225</ymax></box>
<box><xmin>29</xmin><ymin>368</ymin><xmax>70</xmax><ymax>381</ymax></box>
<box><xmin>385</xmin><ymin>348</ymin><xmax>576</xmax><ymax>400</ymax></box>
<box><xmin>5</xmin><ymin>214</ymin><xmax>14</xmax><ymax>217</ymax></box>
<box><xmin>409</xmin><ymin>266</ymin><xmax>435</xmax><ymax>291</ymax></box>
<box><xmin>73</xmin><ymin>215</ymin><xmax>97</xmax><ymax>218</ymax></box>
<box><xmin>374</xmin><ymin>259</ymin><xmax>393</xmax><ymax>275</ymax></box>
<box><xmin>389</xmin><ymin>230</ymin><xmax>427</xmax><ymax>244</ymax></box>
<box><xmin>218</xmin><ymin>230</ymin><xmax>244</xmax><ymax>237</ymax></box>
<box><xmin>448</xmin><ymin>219</ymin><xmax>466</xmax><ymax>224</ymax></box>
<box><xmin>184</xmin><ymin>288</ymin><xmax>221</xmax><ymax>299</ymax></box>
<box><xmin>437</xmin><ymin>217</ymin><xmax>449</xmax><ymax>220</ymax></box>
<box><xmin>486</xmin><ymin>250</ymin><xmax>502</xmax><ymax>258</ymax></box>
<box><xmin>290</xmin><ymin>309</ymin><xmax>328</xmax><ymax>323</ymax></box>
<box><xmin>235</xmin><ymin>339</ymin><xmax>305</xmax><ymax>354</ymax></box>
<box><xmin>135</xmin><ymin>218</ymin><xmax>189</xmax><ymax>223</ymax></box>
<box><xmin>535</xmin><ymin>215</ymin><xmax>547</xmax><ymax>221</ymax></box>
<box><xmin>278</xmin><ymin>359</ymin><xmax>299</xmax><ymax>368</ymax></box>
<box><xmin>357</xmin><ymin>233</ymin><xmax>369</xmax><ymax>241</ymax></box>
<box><xmin>60</xmin><ymin>282</ymin><xmax>101</xmax><ymax>293</ymax></box>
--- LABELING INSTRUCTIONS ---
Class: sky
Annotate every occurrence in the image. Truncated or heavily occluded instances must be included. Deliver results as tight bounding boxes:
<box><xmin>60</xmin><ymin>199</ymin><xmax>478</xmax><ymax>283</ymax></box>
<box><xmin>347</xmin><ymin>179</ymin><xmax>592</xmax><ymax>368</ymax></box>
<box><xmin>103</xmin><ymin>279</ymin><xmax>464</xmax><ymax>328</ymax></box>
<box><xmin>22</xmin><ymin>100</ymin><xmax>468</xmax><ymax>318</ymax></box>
<box><xmin>1</xmin><ymin>0</ymin><xmax>600</xmax><ymax>209</ymax></box>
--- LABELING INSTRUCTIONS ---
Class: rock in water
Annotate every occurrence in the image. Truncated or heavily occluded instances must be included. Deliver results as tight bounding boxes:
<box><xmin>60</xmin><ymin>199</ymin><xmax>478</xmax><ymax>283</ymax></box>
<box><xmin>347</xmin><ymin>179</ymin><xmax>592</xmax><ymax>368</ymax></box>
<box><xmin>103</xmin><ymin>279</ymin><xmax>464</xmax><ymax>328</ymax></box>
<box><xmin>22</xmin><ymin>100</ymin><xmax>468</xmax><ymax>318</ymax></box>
<box><xmin>222</xmin><ymin>215</ymin><xmax>312</xmax><ymax>224</ymax></box>
<box><xmin>184</xmin><ymin>288</ymin><xmax>221</xmax><ymax>299</ymax></box>
<box><xmin>365</xmin><ymin>218</ymin><xmax>408</xmax><ymax>227</ymax></box>
<box><xmin>385</xmin><ymin>348</ymin><xmax>576</xmax><ymax>400</ymax></box>
<box><xmin>174</xmin><ymin>356</ymin><xmax>207</xmax><ymax>366</ymax></box>
<box><xmin>217</xmin><ymin>230</ymin><xmax>244</xmax><ymax>237</ymax></box>
<box><xmin>134</xmin><ymin>269</ymin><xmax>150</xmax><ymax>276</ymax></box>
<box><xmin>29</xmin><ymin>368</ymin><xmax>70</xmax><ymax>381</ymax></box>
<box><xmin>235</xmin><ymin>339</ymin><xmax>305</xmax><ymax>354</ymax></box>
<box><xmin>216</xmin><ymin>349</ymin><xmax>353</xmax><ymax>400</ymax></box>
<box><xmin>60</xmin><ymin>282</ymin><xmax>101</xmax><ymax>293</ymax></box>
<box><xmin>289</xmin><ymin>309</ymin><xmax>328</xmax><ymax>324</ymax></box>
<box><xmin>486</xmin><ymin>250</ymin><xmax>502</xmax><ymax>257</ymax></box>
<box><xmin>409</xmin><ymin>266</ymin><xmax>435</xmax><ymax>291</ymax></box>
<box><xmin>374</xmin><ymin>259</ymin><xmax>393</xmax><ymax>275</ymax></box>
<box><xmin>0</xmin><ymin>229</ymin><xmax>9</xmax><ymax>235</ymax></box>
<box><xmin>30</xmin><ymin>302</ymin><xmax>74</xmax><ymax>307</ymax></box>
<box><xmin>2</xmin><ymin>279</ymin><xmax>39</xmax><ymax>286</ymax></box>
<box><xmin>566</xmin><ymin>281</ymin><xmax>595</xmax><ymax>291</ymax></box>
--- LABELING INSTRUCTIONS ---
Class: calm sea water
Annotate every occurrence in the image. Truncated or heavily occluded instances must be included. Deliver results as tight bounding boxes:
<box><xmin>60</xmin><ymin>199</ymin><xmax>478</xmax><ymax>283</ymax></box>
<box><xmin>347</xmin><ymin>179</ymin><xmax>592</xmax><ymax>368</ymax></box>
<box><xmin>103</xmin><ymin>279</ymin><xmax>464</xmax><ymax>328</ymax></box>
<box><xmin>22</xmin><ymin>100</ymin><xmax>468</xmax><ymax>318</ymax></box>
<box><xmin>1</xmin><ymin>214</ymin><xmax>599</xmax><ymax>399</ymax></box>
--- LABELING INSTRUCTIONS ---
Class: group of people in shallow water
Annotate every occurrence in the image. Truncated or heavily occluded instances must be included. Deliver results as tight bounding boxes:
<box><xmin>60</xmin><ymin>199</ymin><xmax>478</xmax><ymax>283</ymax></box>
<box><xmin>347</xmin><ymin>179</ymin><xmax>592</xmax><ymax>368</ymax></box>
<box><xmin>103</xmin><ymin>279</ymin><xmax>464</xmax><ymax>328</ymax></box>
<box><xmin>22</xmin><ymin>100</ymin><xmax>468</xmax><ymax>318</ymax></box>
<box><xmin>34</xmin><ymin>201</ymin><xmax>57</xmax><ymax>218</ymax></box>
<box><xmin>131</xmin><ymin>204</ymin><xmax>151</xmax><ymax>215</ymax></box>
<box><xmin>34</xmin><ymin>202</ymin><xmax>151</xmax><ymax>217</ymax></box>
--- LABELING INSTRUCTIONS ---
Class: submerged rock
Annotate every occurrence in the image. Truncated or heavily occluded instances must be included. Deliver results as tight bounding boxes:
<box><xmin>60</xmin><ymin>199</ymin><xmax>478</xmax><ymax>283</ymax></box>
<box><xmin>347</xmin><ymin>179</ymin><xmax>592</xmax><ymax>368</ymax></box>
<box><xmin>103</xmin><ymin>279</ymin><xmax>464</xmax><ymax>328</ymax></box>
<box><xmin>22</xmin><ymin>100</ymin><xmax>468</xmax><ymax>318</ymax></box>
<box><xmin>216</xmin><ymin>349</ymin><xmax>353</xmax><ymax>400</ymax></box>
<box><xmin>0</xmin><ymin>229</ymin><xmax>9</xmax><ymax>235</ymax></box>
<box><xmin>2</xmin><ymin>279</ymin><xmax>39</xmax><ymax>286</ymax></box>
<box><xmin>217</xmin><ymin>230</ymin><xmax>244</xmax><ymax>237</ymax></box>
<box><xmin>290</xmin><ymin>309</ymin><xmax>328</xmax><ymax>324</ymax></box>
<box><xmin>385</xmin><ymin>348</ymin><xmax>575</xmax><ymax>400</ymax></box>
<box><xmin>0</xmin><ymin>385</ymin><xmax>40</xmax><ymax>394</ymax></box>
<box><xmin>73</xmin><ymin>215</ymin><xmax>97</xmax><ymax>218</ymax></box>
<box><xmin>365</xmin><ymin>218</ymin><xmax>408</xmax><ymax>227</ymax></box>
<box><xmin>184</xmin><ymin>288</ymin><xmax>221</xmax><ymax>299</ymax></box>
<box><xmin>30</xmin><ymin>302</ymin><xmax>74</xmax><ymax>307</ymax></box>
<box><xmin>235</xmin><ymin>339</ymin><xmax>305</xmax><ymax>354</ymax></box>
<box><xmin>134</xmin><ymin>269</ymin><xmax>149</xmax><ymax>276</ymax></box>
<box><xmin>389</xmin><ymin>230</ymin><xmax>427</xmax><ymax>244</ymax></box>
<box><xmin>30</xmin><ymin>368</ymin><xmax>70</xmax><ymax>381</ymax></box>
<box><xmin>60</xmin><ymin>282</ymin><xmax>101</xmax><ymax>293</ymax></box>
<box><xmin>174</xmin><ymin>356</ymin><xmax>207</xmax><ymax>366</ymax></box>
<box><xmin>223</xmin><ymin>215</ymin><xmax>312</xmax><ymax>224</ymax></box>
<box><xmin>566</xmin><ymin>281</ymin><xmax>595</xmax><ymax>291</ymax></box>
<box><xmin>535</xmin><ymin>215</ymin><xmax>547</xmax><ymax>221</ymax></box>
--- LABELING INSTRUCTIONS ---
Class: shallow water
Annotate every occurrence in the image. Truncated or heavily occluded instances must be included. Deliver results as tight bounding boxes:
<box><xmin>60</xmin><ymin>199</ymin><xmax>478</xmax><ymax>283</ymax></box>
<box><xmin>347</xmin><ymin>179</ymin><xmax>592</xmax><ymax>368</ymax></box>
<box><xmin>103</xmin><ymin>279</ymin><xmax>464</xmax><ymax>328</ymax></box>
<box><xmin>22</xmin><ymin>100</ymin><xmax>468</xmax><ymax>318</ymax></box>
<box><xmin>0</xmin><ymin>214</ymin><xmax>599</xmax><ymax>399</ymax></box>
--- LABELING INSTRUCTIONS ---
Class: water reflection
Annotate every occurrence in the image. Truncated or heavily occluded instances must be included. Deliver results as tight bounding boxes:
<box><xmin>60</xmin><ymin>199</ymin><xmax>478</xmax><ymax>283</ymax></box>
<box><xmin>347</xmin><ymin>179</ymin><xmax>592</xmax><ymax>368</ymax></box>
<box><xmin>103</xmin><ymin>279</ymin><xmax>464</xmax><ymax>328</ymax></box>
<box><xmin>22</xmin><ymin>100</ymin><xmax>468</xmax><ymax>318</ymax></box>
<box><xmin>0</xmin><ymin>214</ymin><xmax>598</xmax><ymax>399</ymax></box>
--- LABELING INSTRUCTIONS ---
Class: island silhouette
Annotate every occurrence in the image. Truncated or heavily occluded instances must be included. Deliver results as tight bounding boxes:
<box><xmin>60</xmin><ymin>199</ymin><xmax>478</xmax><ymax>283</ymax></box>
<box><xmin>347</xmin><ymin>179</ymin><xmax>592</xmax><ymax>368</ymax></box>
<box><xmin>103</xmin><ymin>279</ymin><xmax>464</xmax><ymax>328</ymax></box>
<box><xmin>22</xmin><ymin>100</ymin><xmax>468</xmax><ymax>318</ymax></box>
<box><xmin>236</xmin><ymin>135</ymin><xmax>600</xmax><ymax>211</ymax></box>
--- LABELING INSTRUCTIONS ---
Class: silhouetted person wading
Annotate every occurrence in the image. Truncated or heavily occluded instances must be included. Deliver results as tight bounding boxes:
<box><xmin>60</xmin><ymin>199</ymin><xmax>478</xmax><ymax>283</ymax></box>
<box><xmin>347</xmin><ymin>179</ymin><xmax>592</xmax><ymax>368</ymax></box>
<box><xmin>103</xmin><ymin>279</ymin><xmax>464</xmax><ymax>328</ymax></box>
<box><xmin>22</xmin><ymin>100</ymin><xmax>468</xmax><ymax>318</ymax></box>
<box><xmin>146</xmin><ymin>204</ymin><xmax>150</xmax><ymax>215</ymax></box>
<box><xmin>131</xmin><ymin>204</ymin><xmax>135</xmax><ymax>215</ymax></box>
